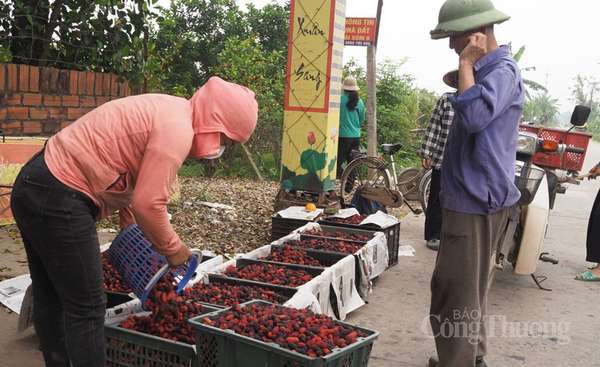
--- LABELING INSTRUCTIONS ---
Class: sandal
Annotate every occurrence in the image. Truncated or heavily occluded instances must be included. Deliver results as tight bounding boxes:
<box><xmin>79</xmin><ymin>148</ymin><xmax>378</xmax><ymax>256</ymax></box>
<box><xmin>575</xmin><ymin>270</ymin><xmax>600</xmax><ymax>282</ymax></box>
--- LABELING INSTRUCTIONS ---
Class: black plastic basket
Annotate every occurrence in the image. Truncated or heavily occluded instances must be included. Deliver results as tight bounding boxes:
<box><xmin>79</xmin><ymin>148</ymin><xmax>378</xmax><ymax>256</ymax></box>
<box><xmin>208</xmin><ymin>273</ymin><xmax>300</xmax><ymax>296</ymax></box>
<box><xmin>185</xmin><ymin>274</ymin><xmax>298</xmax><ymax>308</ymax></box>
<box><xmin>106</xmin><ymin>291</ymin><xmax>135</xmax><ymax>309</ymax></box>
<box><xmin>299</xmin><ymin>225</ymin><xmax>374</xmax><ymax>245</ymax></box>
<box><xmin>271</xmin><ymin>216</ymin><xmax>313</xmax><ymax>241</ymax></box>
<box><xmin>282</xmin><ymin>238</ymin><xmax>366</xmax><ymax>259</ymax></box>
<box><xmin>514</xmin><ymin>165</ymin><xmax>545</xmax><ymax>205</ymax></box>
<box><xmin>317</xmin><ymin>221</ymin><xmax>400</xmax><ymax>268</ymax></box>
<box><xmin>188</xmin><ymin>300</ymin><xmax>379</xmax><ymax>367</ymax></box>
<box><xmin>268</xmin><ymin>244</ymin><xmax>348</xmax><ymax>267</ymax></box>
<box><xmin>217</xmin><ymin>258</ymin><xmax>325</xmax><ymax>289</ymax></box>
<box><xmin>105</xmin><ymin>305</ymin><xmax>221</xmax><ymax>367</ymax></box>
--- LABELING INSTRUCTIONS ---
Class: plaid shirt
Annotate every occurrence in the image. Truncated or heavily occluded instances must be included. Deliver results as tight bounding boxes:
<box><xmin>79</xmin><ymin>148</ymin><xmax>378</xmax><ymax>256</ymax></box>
<box><xmin>418</xmin><ymin>92</ymin><xmax>455</xmax><ymax>170</ymax></box>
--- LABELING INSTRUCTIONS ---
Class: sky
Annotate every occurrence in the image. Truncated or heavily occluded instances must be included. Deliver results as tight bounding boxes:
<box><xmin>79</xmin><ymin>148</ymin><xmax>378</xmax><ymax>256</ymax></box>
<box><xmin>236</xmin><ymin>0</ymin><xmax>600</xmax><ymax>112</ymax></box>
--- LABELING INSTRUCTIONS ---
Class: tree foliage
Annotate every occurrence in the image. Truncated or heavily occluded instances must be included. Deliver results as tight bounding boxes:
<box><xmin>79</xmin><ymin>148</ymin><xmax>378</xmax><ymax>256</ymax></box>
<box><xmin>150</xmin><ymin>0</ymin><xmax>247</xmax><ymax>96</ymax></box>
<box><xmin>245</xmin><ymin>2</ymin><xmax>290</xmax><ymax>53</ymax></box>
<box><xmin>512</xmin><ymin>45</ymin><xmax>547</xmax><ymax>100</ymax></box>
<box><xmin>344</xmin><ymin>59</ymin><xmax>438</xmax><ymax>167</ymax></box>
<box><xmin>523</xmin><ymin>91</ymin><xmax>560</xmax><ymax>126</ymax></box>
<box><xmin>1</xmin><ymin>0</ymin><xmax>155</xmax><ymax>82</ymax></box>
<box><xmin>571</xmin><ymin>74</ymin><xmax>600</xmax><ymax>139</ymax></box>
<box><xmin>210</xmin><ymin>35</ymin><xmax>286</xmax><ymax>179</ymax></box>
<box><xmin>2</xmin><ymin>0</ymin><xmax>438</xmax><ymax>179</ymax></box>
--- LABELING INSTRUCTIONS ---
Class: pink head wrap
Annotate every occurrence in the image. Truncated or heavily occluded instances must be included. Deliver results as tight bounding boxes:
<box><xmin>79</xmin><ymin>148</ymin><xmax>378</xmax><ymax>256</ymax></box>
<box><xmin>188</xmin><ymin>76</ymin><xmax>258</xmax><ymax>158</ymax></box>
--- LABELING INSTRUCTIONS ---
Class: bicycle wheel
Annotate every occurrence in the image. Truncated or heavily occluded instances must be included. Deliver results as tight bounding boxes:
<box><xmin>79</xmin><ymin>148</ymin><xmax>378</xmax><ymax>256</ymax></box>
<box><xmin>419</xmin><ymin>169</ymin><xmax>432</xmax><ymax>213</ymax></box>
<box><xmin>396</xmin><ymin>168</ymin><xmax>422</xmax><ymax>201</ymax></box>
<box><xmin>339</xmin><ymin>156</ymin><xmax>391</xmax><ymax>207</ymax></box>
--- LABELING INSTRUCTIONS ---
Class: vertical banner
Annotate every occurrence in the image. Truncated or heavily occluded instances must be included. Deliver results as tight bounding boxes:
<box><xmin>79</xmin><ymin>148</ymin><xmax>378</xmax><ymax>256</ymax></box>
<box><xmin>281</xmin><ymin>0</ymin><xmax>346</xmax><ymax>193</ymax></box>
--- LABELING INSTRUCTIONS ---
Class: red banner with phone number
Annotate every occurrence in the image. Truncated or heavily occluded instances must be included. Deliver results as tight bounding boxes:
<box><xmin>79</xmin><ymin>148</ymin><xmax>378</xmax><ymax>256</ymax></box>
<box><xmin>344</xmin><ymin>18</ymin><xmax>377</xmax><ymax>46</ymax></box>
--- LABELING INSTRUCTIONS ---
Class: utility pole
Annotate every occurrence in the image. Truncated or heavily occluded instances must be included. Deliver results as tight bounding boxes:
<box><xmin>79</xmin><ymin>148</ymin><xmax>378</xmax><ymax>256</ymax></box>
<box><xmin>366</xmin><ymin>0</ymin><xmax>383</xmax><ymax>157</ymax></box>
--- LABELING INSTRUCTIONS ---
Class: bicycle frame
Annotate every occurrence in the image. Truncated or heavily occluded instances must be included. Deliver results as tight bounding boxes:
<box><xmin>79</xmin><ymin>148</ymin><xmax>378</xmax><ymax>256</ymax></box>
<box><xmin>339</xmin><ymin>143</ymin><xmax>431</xmax><ymax>213</ymax></box>
<box><xmin>387</xmin><ymin>154</ymin><xmax>400</xmax><ymax>188</ymax></box>
<box><xmin>383</xmin><ymin>153</ymin><xmax>428</xmax><ymax>214</ymax></box>
<box><xmin>385</xmin><ymin>152</ymin><xmax>431</xmax><ymax>214</ymax></box>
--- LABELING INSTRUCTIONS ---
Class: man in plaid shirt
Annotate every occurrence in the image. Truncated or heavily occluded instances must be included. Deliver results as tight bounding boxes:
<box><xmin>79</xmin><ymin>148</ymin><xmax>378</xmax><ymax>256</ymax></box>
<box><xmin>418</xmin><ymin>77</ymin><xmax>456</xmax><ymax>251</ymax></box>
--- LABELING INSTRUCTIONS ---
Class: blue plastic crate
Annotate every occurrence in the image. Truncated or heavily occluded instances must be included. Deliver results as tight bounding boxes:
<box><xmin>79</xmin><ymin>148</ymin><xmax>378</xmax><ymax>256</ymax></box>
<box><xmin>107</xmin><ymin>225</ymin><xmax>199</xmax><ymax>305</ymax></box>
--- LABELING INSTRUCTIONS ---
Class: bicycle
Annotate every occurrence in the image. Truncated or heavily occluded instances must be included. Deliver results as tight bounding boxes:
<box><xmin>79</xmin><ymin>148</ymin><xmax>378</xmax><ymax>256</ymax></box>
<box><xmin>338</xmin><ymin>139</ymin><xmax>432</xmax><ymax>215</ymax></box>
<box><xmin>396</xmin><ymin>166</ymin><xmax>432</xmax><ymax>213</ymax></box>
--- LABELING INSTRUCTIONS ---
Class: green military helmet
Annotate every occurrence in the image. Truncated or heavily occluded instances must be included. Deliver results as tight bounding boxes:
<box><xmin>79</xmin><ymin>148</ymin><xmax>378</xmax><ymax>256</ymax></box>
<box><xmin>430</xmin><ymin>0</ymin><xmax>510</xmax><ymax>40</ymax></box>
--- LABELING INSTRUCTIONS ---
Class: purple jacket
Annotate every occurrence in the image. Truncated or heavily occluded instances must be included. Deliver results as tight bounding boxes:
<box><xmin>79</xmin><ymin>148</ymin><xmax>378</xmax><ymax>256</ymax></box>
<box><xmin>441</xmin><ymin>45</ymin><xmax>524</xmax><ymax>215</ymax></box>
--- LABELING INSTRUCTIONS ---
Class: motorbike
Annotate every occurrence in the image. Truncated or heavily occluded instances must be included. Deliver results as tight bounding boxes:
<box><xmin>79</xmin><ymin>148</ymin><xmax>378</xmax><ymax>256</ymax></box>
<box><xmin>493</xmin><ymin>105</ymin><xmax>592</xmax><ymax>291</ymax></box>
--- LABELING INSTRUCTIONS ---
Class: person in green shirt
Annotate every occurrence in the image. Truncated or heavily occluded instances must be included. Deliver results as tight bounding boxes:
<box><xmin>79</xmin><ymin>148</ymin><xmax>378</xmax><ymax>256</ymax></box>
<box><xmin>337</xmin><ymin>77</ymin><xmax>366</xmax><ymax>178</ymax></box>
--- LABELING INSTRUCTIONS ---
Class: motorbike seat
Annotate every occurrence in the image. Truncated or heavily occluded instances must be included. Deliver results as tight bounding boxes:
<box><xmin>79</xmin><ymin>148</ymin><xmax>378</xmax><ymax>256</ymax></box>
<box><xmin>381</xmin><ymin>143</ymin><xmax>403</xmax><ymax>155</ymax></box>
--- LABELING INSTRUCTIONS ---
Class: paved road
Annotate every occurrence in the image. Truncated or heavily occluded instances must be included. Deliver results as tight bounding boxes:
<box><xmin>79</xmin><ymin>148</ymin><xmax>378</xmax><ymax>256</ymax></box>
<box><xmin>1</xmin><ymin>144</ymin><xmax>599</xmax><ymax>367</ymax></box>
<box><xmin>349</xmin><ymin>141</ymin><xmax>600</xmax><ymax>367</ymax></box>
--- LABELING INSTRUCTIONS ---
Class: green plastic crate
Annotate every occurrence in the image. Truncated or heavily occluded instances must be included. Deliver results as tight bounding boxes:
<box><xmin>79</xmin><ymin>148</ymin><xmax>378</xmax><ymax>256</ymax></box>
<box><xmin>188</xmin><ymin>300</ymin><xmax>379</xmax><ymax>367</ymax></box>
<box><xmin>105</xmin><ymin>305</ymin><xmax>220</xmax><ymax>367</ymax></box>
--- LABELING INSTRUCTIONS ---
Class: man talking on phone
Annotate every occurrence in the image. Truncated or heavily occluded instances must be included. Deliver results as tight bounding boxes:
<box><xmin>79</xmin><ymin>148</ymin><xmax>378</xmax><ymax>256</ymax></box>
<box><xmin>427</xmin><ymin>1</ymin><xmax>524</xmax><ymax>366</ymax></box>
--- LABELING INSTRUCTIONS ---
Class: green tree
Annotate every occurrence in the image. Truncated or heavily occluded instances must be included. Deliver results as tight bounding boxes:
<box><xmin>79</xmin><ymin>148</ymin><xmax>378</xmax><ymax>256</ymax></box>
<box><xmin>1</xmin><ymin>0</ymin><xmax>155</xmax><ymax>81</ymax></box>
<box><xmin>571</xmin><ymin>74</ymin><xmax>600</xmax><ymax>139</ymax></box>
<box><xmin>245</xmin><ymin>1</ymin><xmax>289</xmax><ymax>53</ymax></box>
<box><xmin>0</xmin><ymin>1</ymin><xmax>10</xmax><ymax>61</ymax></box>
<box><xmin>163</xmin><ymin>1</ymin><xmax>290</xmax><ymax>179</ymax></box>
<box><xmin>523</xmin><ymin>91</ymin><xmax>560</xmax><ymax>126</ymax></box>
<box><xmin>152</xmin><ymin>0</ymin><xmax>247</xmax><ymax>96</ymax></box>
<box><xmin>344</xmin><ymin>59</ymin><xmax>438</xmax><ymax>167</ymax></box>
<box><xmin>513</xmin><ymin>45</ymin><xmax>547</xmax><ymax>100</ymax></box>
<box><xmin>210</xmin><ymin>35</ymin><xmax>286</xmax><ymax>179</ymax></box>
<box><xmin>148</xmin><ymin>0</ymin><xmax>289</xmax><ymax>97</ymax></box>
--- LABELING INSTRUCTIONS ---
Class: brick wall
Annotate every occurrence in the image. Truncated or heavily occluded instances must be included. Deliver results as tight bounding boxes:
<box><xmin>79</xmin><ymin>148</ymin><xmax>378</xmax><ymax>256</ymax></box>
<box><xmin>0</xmin><ymin>63</ymin><xmax>131</xmax><ymax>135</ymax></box>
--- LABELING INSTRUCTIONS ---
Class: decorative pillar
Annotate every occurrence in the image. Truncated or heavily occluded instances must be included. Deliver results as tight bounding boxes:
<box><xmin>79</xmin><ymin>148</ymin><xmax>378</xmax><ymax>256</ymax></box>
<box><xmin>279</xmin><ymin>0</ymin><xmax>346</xmax><ymax>195</ymax></box>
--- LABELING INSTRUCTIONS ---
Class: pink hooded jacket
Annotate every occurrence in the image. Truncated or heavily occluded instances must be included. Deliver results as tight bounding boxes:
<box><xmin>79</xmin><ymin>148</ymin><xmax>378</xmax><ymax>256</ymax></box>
<box><xmin>44</xmin><ymin>77</ymin><xmax>258</xmax><ymax>255</ymax></box>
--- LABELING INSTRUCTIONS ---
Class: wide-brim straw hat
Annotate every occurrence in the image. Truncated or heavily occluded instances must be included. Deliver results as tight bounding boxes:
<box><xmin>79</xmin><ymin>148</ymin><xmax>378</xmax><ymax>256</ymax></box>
<box><xmin>342</xmin><ymin>77</ymin><xmax>360</xmax><ymax>91</ymax></box>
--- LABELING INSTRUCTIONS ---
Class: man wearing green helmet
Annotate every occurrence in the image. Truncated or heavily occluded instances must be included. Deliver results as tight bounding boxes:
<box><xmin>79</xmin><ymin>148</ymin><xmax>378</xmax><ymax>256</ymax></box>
<box><xmin>428</xmin><ymin>1</ymin><xmax>524</xmax><ymax>367</ymax></box>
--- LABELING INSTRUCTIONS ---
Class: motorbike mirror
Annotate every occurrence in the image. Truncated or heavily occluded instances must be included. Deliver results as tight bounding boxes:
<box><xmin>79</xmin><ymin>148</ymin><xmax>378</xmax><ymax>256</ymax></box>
<box><xmin>570</xmin><ymin>105</ymin><xmax>591</xmax><ymax>126</ymax></box>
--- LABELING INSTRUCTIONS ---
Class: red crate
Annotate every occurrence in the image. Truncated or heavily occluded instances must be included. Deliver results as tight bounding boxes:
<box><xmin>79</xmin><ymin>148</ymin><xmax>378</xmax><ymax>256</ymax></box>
<box><xmin>519</xmin><ymin>125</ymin><xmax>592</xmax><ymax>172</ymax></box>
